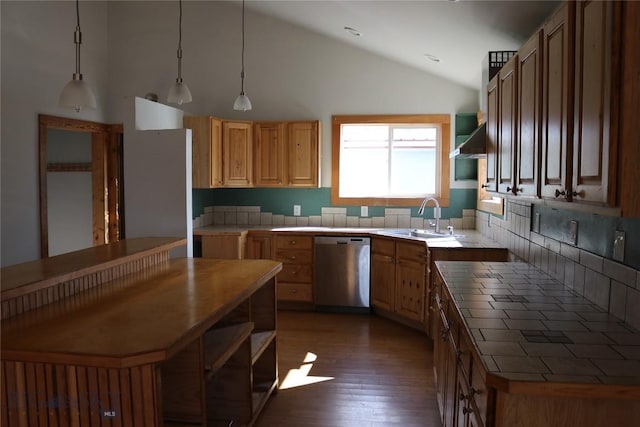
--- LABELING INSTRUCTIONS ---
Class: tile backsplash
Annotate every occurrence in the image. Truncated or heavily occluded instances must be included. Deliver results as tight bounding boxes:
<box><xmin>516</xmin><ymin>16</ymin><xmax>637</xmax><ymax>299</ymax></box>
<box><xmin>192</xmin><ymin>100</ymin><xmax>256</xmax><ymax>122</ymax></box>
<box><xmin>476</xmin><ymin>200</ymin><xmax>640</xmax><ymax>330</ymax></box>
<box><xmin>193</xmin><ymin>205</ymin><xmax>477</xmax><ymax>232</ymax></box>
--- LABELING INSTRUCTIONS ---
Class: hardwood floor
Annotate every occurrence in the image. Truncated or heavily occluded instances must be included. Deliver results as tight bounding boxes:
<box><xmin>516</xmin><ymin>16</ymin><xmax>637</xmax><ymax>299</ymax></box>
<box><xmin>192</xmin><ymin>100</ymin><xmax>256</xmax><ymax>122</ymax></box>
<box><xmin>254</xmin><ymin>311</ymin><xmax>442</xmax><ymax>427</ymax></box>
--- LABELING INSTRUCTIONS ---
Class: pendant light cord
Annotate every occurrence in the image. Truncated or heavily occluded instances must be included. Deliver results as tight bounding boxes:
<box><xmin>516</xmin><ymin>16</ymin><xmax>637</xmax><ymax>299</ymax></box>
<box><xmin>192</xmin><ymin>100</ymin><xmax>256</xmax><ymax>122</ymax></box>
<box><xmin>176</xmin><ymin>0</ymin><xmax>183</xmax><ymax>82</ymax></box>
<box><xmin>74</xmin><ymin>0</ymin><xmax>82</xmax><ymax>76</ymax></box>
<box><xmin>240</xmin><ymin>0</ymin><xmax>246</xmax><ymax>93</ymax></box>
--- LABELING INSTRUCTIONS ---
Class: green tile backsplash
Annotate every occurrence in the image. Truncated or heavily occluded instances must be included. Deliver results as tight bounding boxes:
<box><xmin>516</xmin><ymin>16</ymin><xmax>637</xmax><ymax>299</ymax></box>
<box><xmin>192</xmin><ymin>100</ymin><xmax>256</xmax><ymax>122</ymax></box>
<box><xmin>193</xmin><ymin>188</ymin><xmax>478</xmax><ymax>220</ymax></box>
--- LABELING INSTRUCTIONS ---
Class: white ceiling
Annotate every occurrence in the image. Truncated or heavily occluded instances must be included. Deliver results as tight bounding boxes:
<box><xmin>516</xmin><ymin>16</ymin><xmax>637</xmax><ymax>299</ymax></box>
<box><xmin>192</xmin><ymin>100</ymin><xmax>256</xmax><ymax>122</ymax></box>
<box><xmin>243</xmin><ymin>0</ymin><xmax>560</xmax><ymax>90</ymax></box>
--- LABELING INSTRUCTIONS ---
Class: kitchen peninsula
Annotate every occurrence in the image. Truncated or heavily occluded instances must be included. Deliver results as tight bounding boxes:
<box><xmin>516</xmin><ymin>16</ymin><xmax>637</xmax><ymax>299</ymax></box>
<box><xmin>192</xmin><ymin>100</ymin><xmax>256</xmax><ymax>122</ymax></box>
<box><xmin>1</xmin><ymin>238</ymin><xmax>282</xmax><ymax>426</ymax></box>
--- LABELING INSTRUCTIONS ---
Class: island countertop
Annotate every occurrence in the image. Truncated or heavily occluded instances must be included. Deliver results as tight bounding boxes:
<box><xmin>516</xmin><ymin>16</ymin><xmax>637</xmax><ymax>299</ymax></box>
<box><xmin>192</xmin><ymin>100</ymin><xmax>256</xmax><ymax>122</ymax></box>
<box><xmin>435</xmin><ymin>260</ymin><xmax>640</xmax><ymax>396</ymax></box>
<box><xmin>1</xmin><ymin>259</ymin><xmax>282</xmax><ymax>368</ymax></box>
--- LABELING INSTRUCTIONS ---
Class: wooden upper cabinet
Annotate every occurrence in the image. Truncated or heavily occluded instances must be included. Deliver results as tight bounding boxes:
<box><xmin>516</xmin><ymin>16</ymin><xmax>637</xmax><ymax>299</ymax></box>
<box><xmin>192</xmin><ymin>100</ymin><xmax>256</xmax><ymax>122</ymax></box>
<box><xmin>485</xmin><ymin>76</ymin><xmax>499</xmax><ymax>193</ymax></box>
<box><xmin>516</xmin><ymin>30</ymin><xmax>543</xmax><ymax>198</ymax></box>
<box><xmin>619</xmin><ymin>1</ymin><xmax>640</xmax><ymax>217</ymax></box>
<box><xmin>287</xmin><ymin>121</ymin><xmax>319</xmax><ymax>187</ymax></box>
<box><xmin>498</xmin><ymin>55</ymin><xmax>518</xmax><ymax>195</ymax></box>
<box><xmin>573</xmin><ymin>0</ymin><xmax>620</xmax><ymax>205</ymax></box>
<box><xmin>541</xmin><ymin>2</ymin><xmax>575</xmax><ymax>200</ymax></box>
<box><xmin>185</xmin><ymin>116</ymin><xmax>223</xmax><ymax>188</ymax></box>
<box><xmin>254</xmin><ymin>122</ymin><xmax>286</xmax><ymax>186</ymax></box>
<box><xmin>223</xmin><ymin>121</ymin><xmax>253</xmax><ymax>187</ymax></box>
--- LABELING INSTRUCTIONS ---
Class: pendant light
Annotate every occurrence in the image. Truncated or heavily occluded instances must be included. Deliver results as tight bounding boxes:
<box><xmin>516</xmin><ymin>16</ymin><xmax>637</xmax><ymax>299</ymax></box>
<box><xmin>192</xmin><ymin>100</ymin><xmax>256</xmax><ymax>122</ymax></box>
<box><xmin>59</xmin><ymin>0</ymin><xmax>96</xmax><ymax>112</ymax></box>
<box><xmin>167</xmin><ymin>0</ymin><xmax>192</xmax><ymax>105</ymax></box>
<box><xmin>233</xmin><ymin>0</ymin><xmax>252</xmax><ymax>111</ymax></box>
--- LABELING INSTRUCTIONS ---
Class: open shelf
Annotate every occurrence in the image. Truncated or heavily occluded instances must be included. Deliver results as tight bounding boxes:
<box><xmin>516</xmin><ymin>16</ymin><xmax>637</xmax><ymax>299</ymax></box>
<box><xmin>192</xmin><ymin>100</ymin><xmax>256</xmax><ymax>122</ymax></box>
<box><xmin>251</xmin><ymin>330</ymin><xmax>276</xmax><ymax>364</ymax></box>
<box><xmin>204</xmin><ymin>322</ymin><xmax>254</xmax><ymax>376</ymax></box>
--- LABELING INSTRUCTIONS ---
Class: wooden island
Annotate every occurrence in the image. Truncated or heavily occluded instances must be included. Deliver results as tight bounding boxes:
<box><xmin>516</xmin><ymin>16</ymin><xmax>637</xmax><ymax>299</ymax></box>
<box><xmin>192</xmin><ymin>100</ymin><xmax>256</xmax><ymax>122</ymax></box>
<box><xmin>1</xmin><ymin>237</ymin><xmax>282</xmax><ymax>426</ymax></box>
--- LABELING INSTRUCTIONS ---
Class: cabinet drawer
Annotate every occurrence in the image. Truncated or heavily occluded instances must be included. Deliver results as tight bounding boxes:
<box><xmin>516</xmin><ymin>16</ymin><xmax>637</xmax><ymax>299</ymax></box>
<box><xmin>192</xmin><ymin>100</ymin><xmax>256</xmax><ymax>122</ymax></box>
<box><xmin>278</xmin><ymin>264</ymin><xmax>312</xmax><ymax>283</ymax></box>
<box><xmin>275</xmin><ymin>249</ymin><xmax>312</xmax><ymax>265</ymax></box>
<box><xmin>278</xmin><ymin>283</ymin><xmax>312</xmax><ymax>302</ymax></box>
<box><xmin>396</xmin><ymin>242</ymin><xmax>428</xmax><ymax>263</ymax></box>
<box><xmin>372</xmin><ymin>237</ymin><xmax>395</xmax><ymax>256</ymax></box>
<box><xmin>275</xmin><ymin>235</ymin><xmax>312</xmax><ymax>250</ymax></box>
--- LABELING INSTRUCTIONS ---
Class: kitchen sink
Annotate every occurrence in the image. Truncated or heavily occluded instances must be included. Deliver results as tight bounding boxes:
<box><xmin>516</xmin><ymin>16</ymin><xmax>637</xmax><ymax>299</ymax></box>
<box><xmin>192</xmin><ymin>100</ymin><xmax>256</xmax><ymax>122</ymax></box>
<box><xmin>382</xmin><ymin>229</ymin><xmax>465</xmax><ymax>239</ymax></box>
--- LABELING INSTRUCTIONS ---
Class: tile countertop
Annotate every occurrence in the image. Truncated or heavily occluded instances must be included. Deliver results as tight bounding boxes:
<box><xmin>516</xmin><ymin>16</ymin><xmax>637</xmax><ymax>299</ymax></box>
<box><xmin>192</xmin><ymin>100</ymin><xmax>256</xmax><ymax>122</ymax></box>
<box><xmin>193</xmin><ymin>226</ymin><xmax>506</xmax><ymax>249</ymax></box>
<box><xmin>435</xmin><ymin>261</ymin><xmax>640</xmax><ymax>391</ymax></box>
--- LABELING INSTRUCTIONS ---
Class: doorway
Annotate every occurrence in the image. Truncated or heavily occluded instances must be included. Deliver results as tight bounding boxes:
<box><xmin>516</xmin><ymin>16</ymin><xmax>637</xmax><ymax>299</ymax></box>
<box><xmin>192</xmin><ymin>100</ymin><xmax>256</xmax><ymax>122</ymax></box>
<box><xmin>38</xmin><ymin>114</ymin><xmax>124</xmax><ymax>258</ymax></box>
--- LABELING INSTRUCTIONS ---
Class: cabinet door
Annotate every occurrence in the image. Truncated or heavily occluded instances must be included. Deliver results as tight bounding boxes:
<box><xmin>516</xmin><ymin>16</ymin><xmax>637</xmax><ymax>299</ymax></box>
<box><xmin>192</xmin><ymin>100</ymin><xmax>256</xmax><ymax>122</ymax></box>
<box><xmin>516</xmin><ymin>30</ymin><xmax>542</xmax><ymax>197</ymax></box>
<box><xmin>498</xmin><ymin>56</ymin><xmax>518</xmax><ymax>195</ymax></box>
<box><xmin>485</xmin><ymin>76</ymin><xmax>499</xmax><ymax>193</ymax></box>
<box><xmin>254</xmin><ymin>122</ymin><xmax>286</xmax><ymax>186</ymax></box>
<box><xmin>371</xmin><ymin>252</ymin><xmax>395</xmax><ymax>311</ymax></box>
<box><xmin>573</xmin><ymin>0</ymin><xmax>619</xmax><ymax>205</ymax></box>
<box><xmin>223</xmin><ymin>122</ymin><xmax>253</xmax><ymax>187</ymax></box>
<box><xmin>202</xmin><ymin>234</ymin><xmax>245</xmax><ymax>259</ymax></box>
<box><xmin>185</xmin><ymin>116</ymin><xmax>222</xmax><ymax>188</ymax></box>
<box><xmin>245</xmin><ymin>233</ymin><xmax>273</xmax><ymax>259</ymax></box>
<box><xmin>541</xmin><ymin>2</ymin><xmax>574</xmax><ymax>200</ymax></box>
<box><xmin>395</xmin><ymin>259</ymin><xmax>425</xmax><ymax>323</ymax></box>
<box><xmin>287</xmin><ymin>121</ymin><xmax>319</xmax><ymax>187</ymax></box>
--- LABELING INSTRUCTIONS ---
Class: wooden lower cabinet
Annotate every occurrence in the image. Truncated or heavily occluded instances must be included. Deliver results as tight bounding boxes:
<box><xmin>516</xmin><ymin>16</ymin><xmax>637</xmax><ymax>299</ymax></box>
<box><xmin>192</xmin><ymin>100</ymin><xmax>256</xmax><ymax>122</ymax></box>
<box><xmin>201</xmin><ymin>233</ymin><xmax>247</xmax><ymax>259</ymax></box>
<box><xmin>371</xmin><ymin>237</ymin><xmax>428</xmax><ymax>328</ymax></box>
<box><xmin>245</xmin><ymin>231</ymin><xmax>274</xmax><ymax>260</ymax></box>
<box><xmin>274</xmin><ymin>234</ymin><xmax>313</xmax><ymax>303</ymax></box>
<box><xmin>434</xmin><ymin>272</ymin><xmax>491</xmax><ymax>427</ymax></box>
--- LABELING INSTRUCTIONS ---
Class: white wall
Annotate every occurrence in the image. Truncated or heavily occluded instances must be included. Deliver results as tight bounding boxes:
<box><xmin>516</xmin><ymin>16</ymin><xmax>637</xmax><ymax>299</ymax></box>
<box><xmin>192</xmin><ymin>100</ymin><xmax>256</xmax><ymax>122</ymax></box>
<box><xmin>1</xmin><ymin>1</ymin><xmax>108</xmax><ymax>267</ymax></box>
<box><xmin>123</xmin><ymin>97</ymin><xmax>192</xmax><ymax>258</ymax></box>
<box><xmin>106</xmin><ymin>1</ymin><xmax>479</xmax><ymax>188</ymax></box>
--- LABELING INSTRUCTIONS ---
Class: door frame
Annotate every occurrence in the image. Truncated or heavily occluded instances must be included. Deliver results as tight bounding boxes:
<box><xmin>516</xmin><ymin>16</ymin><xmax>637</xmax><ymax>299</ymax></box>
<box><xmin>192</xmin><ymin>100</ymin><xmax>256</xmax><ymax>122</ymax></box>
<box><xmin>38</xmin><ymin>114</ymin><xmax>123</xmax><ymax>258</ymax></box>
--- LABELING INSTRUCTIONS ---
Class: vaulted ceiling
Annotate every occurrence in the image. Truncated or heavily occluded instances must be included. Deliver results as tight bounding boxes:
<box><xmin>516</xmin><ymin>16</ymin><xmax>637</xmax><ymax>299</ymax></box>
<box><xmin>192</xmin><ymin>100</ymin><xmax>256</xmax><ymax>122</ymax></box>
<box><xmin>244</xmin><ymin>0</ymin><xmax>560</xmax><ymax>89</ymax></box>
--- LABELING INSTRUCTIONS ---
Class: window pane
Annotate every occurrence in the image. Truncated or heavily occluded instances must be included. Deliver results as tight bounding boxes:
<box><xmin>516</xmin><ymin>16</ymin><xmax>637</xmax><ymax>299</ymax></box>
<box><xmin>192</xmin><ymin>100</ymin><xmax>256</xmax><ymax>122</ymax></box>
<box><xmin>339</xmin><ymin>123</ymin><xmax>440</xmax><ymax>199</ymax></box>
<box><xmin>390</xmin><ymin>148</ymin><xmax>436</xmax><ymax>195</ymax></box>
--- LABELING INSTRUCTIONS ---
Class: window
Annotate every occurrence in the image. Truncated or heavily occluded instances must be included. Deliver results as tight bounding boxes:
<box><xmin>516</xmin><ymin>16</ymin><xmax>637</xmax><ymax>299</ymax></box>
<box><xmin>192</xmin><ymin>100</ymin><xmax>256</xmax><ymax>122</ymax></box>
<box><xmin>331</xmin><ymin>115</ymin><xmax>450</xmax><ymax>207</ymax></box>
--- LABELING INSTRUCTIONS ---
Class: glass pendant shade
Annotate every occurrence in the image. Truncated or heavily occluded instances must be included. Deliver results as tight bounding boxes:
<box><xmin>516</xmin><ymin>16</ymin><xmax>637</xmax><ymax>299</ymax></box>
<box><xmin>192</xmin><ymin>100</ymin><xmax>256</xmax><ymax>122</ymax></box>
<box><xmin>59</xmin><ymin>74</ymin><xmax>96</xmax><ymax>112</ymax></box>
<box><xmin>167</xmin><ymin>79</ymin><xmax>192</xmax><ymax>105</ymax></box>
<box><xmin>233</xmin><ymin>92</ymin><xmax>252</xmax><ymax>111</ymax></box>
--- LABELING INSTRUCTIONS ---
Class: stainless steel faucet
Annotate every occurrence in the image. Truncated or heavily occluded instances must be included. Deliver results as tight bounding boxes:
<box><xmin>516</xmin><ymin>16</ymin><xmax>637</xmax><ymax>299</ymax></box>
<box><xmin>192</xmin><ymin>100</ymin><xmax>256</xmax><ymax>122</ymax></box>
<box><xmin>417</xmin><ymin>197</ymin><xmax>441</xmax><ymax>233</ymax></box>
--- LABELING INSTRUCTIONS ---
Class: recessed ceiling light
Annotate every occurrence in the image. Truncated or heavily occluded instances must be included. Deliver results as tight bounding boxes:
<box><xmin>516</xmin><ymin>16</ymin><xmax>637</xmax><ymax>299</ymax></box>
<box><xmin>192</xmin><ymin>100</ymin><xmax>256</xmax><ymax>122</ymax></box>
<box><xmin>344</xmin><ymin>26</ymin><xmax>361</xmax><ymax>37</ymax></box>
<box><xmin>424</xmin><ymin>54</ymin><xmax>441</xmax><ymax>63</ymax></box>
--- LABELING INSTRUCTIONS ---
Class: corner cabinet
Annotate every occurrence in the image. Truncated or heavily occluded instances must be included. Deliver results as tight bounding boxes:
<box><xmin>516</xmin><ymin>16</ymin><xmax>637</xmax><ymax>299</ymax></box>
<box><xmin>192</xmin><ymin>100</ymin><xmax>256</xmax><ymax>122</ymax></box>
<box><xmin>370</xmin><ymin>237</ymin><xmax>428</xmax><ymax>328</ymax></box>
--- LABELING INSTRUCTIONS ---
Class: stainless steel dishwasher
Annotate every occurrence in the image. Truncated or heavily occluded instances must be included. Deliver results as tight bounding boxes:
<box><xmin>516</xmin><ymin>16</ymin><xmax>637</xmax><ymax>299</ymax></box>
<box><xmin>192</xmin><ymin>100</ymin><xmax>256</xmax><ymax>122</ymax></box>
<box><xmin>313</xmin><ymin>236</ymin><xmax>371</xmax><ymax>312</ymax></box>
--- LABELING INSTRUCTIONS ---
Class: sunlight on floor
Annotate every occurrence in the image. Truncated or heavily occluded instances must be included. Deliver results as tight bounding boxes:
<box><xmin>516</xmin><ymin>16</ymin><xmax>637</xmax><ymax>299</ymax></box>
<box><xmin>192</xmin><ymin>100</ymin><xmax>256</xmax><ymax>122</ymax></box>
<box><xmin>279</xmin><ymin>352</ymin><xmax>334</xmax><ymax>390</ymax></box>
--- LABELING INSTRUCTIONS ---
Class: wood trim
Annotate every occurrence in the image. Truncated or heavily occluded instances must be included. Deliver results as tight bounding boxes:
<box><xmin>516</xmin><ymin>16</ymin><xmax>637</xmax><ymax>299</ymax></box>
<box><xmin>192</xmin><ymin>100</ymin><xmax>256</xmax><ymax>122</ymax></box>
<box><xmin>92</xmin><ymin>132</ymin><xmax>108</xmax><ymax>246</ymax></box>
<box><xmin>107</xmin><ymin>132</ymin><xmax>122</xmax><ymax>242</ymax></box>
<box><xmin>331</xmin><ymin>114</ymin><xmax>452</xmax><ymax>207</ymax></box>
<box><xmin>47</xmin><ymin>162</ymin><xmax>92</xmax><ymax>172</ymax></box>
<box><xmin>38</xmin><ymin>115</ymin><xmax>124</xmax><ymax>258</ymax></box>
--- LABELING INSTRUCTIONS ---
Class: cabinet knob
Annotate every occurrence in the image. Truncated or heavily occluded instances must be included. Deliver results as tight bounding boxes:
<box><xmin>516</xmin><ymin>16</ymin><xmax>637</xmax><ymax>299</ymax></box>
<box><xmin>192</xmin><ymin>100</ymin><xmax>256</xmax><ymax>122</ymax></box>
<box><xmin>506</xmin><ymin>186</ymin><xmax>512</xmax><ymax>193</ymax></box>
<box><xmin>290</xmin><ymin>240</ymin><xmax>297</xmax><ymax>245</ymax></box>
<box><xmin>481</xmin><ymin>184</ymin><xmax>489</xmax><ymax>189</ymax></box>
<box><xmin>290</xmin><ymin>255</ymin><xmax>296</xmax><ymax>260</ymax></box>
<box><xmin>462</xmin><ymin>407</ymin><xmax>474</xmax><ymax>415</ymax></box>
